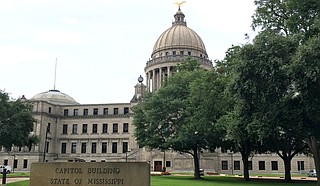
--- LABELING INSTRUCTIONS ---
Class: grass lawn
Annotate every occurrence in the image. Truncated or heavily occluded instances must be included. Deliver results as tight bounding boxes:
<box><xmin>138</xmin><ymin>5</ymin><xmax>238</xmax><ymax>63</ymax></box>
<box><xmin>6</xmin><ymin>172</ymin><xmax>30</xmax><ymax>178</ymax></box>
<box><xmin>151</xmin><ymin>176</ymin><xmax>316</xmax><ymax>186</ymax></box>
<box><xmin>6</xmin><ymin>175</ymin><xmax>316</xmax><ymax>186</ymax></box>
<box><xmin>7</xmin><ymin>180</ymin><xmax>29</xmax><ymax>186</ymax></box>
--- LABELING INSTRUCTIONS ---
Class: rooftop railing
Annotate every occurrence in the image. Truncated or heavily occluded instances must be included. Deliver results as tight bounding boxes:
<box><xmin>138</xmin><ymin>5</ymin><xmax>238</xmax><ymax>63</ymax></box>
<box><xmin>146</xmin><ymin>55</ymin><xmax>213</xmax><ymax>67</ymax></box>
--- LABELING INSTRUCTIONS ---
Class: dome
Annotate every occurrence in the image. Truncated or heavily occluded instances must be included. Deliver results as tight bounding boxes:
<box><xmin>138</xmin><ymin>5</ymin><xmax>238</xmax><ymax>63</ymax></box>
<box><xmin>31</xmin><ymin>89</ymin><xmax>79</xmax><ymax>105</ymax></box>
<box><xmin>151</xmin><ymin>8</ymin><xmax>208</xmax><ymax>59</ymax></box>
<box><xmin>145</xmin><ymin>7</ymin><xmax>212</xmax><ymax>92</ymax></box>
<box><xmin>152</xmin><ymin>25</ymin><xmax>207</xmax><ymax>57</ymax></box>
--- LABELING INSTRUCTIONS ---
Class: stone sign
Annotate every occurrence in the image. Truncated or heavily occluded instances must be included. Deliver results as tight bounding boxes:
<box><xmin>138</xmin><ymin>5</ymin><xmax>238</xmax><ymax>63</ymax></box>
<box><xmin>30</xmin><ymin>162</ymin><xmax>150</xmax><ymax>186</ymax></box>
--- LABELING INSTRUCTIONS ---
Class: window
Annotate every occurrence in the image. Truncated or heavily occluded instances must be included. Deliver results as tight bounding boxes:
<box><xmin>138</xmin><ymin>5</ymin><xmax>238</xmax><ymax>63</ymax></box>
<box><xmin>123</xmin><ymin>123</ymin><xmax>129</xmax><ymax>133</ymax></box>
<box><xmin>63</xmin><ymin>109</ymin><xmax>69</xmax><ymax>116</ymax></box>
<box><xmin>92</xmin><ymin>124</ymin><xmax>98</xmax><ymax>133</ymax></box>
<box><xmin>234</xmin><ymin>161</ymin><xmax>240</xmax><ymax>170</ymax></box>
<box><xmin>47</xmin><ymin>123</ymin><xmax>51</xmax><ymax>133</ymax></box>
<box><xmin>48</xmin><ymin>107</ymin><xmax>52</xmax><ymax>113</ymax></box>
<box><xmin>188</xmin><ymin>51</ymin><xmax>191</xmax><ymax>56</ymax></box>
<box><xmin>82</xmin><ymin>124</ymin><xmax>88</xmax><ymax>133</ymax></box>
<box><xmin>103</xmin><ymin>108</ymin><xmax>108</xmax><ymax>115</ymax></box>
<box><xmin>3</xmin><ymin>160</ymin><xmax>8</xmax><ymax>166</ymax></box>
<box><xmin>166</xmin><ymin>52</ymin><xmax>169</xmax><ymax>56</ymax></box>
<box><xmin>83</xmin><ymin>109</ymin><xmax>88</xmax><ymax>116</ymax></box>
<box><xmin>72</xmin><ymin>124</ymin><xmax>78</xmax><ymax>134</ymax></box>
<box><xmin>13</xmin><ymin>160</ymin><xmax>18</xmax><ymax>169</ymax></box>
<box><xmin>23</xmin><ymin>159</ymin><xmax>28</xmax><ymax>169</ymax></box>
<box><xmin>81</xmin><ymin>143</ymin><xmax>86</xmax><ymax>153</ymax></box>
<box><xmin>46</xmin><ymin>142</ymin><xmax>49</xmax><ymax>153</ymax></box>
<box><xmin>298</xmin><ymin>161</ymin><xmax>305</xmax><ymax>171</ymax></box>
<box><xmin>166</xmin><ymin>161</ymin><xmax>171</xmax><ymax>167</ymax></box>
<box><xmin>114</xmin><ymin>108</ymin><xmax>118</xmax><ymax>115</ymax></box>
<box><xmin>103</xmin><ymin>124</ymin><xmax>108</xmax><ymax>133</ymax></box>
<box><xmin>93</xmin><ymin>108</ymin><xmax>98</xmax><ymax>115</ymax></box>
<box><xmin>124</xmin><ymin>107</ymin><xmax>129</xmax><ymax>114</ymax></box>
<box><xmin>259</xmin><ymin>161</ymin><xmax>265</xmax><ymax>170</ymax></box>
<box><xmin>173</xmin><ymin>51</ymin><xmax>176</xmax><ymax>56</ymax></box>
<box><xmin>113</xmin><ymin>123</ymin><xmax>118</xmax><ymax>133</ymax></box>
<box><xmin>248</xmin><ymin>161</ymin><xmax>253</xmax><ymax>170</ymax></box>
<box><xmin>91</xmin><ymin>142</ymin><xmax>97</xmax><ymax>153</ymax></box>
<box><xmin>73</xmin><ymin>109</ymin><xmax>78</xmax><ymax>116</ymax></box>
<box><xmin>62</xmin><ymin>124</ymin><xmax>68</xmax><ymax>134</ymax></box>
<box><xmin>122</xmin><ymin>142</ymin><xmax>128</xmax><ymax>153</ymax></box>
<box><xmin>61</xmin><ymin>143</ymin><xmax>66</xmax><ymax>154</ymax></box>
<box><xmin>222</xmin><ymin>161</ymin><xmax>228</xmax><ymax>170</ymax></box>
<box><xmin>102</xmin><ymin>142</ymin><xmax>107</xmax><ymax>153</ymax></box>
<box><xmin>271</xmin><ymin>161</ymin><xmax>278</xmax><ymax>170</ymax></box>
<box><xmin>180</xmin><ymin>51</ymin><xmax>184</xmax><ymax>55</ymax></box>
<box><xmin>71</xmin><ymin>143</ymin><xmax>77</xmax><ymax>153</ymax></box>
<box><xmin>112</xmin><ymin>142</ymin><xmax>117</xmax><ymax>153</ymax></box>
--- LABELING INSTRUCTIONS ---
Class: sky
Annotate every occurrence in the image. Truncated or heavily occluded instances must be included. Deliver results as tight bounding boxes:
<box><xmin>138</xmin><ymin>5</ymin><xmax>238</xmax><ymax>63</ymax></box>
<box><xmin>0</xmin><ymin>0</ymin><xmax>256</xmax><ymax>104</ymax></box>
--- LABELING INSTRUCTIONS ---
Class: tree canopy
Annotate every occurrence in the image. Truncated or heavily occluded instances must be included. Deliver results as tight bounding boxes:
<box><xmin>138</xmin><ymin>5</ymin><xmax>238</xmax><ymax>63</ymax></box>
<box><xmin>0</xmin><ymin>90</ymin><xmax>35</xmax><ymax>151</ymax></box>
<box><xmin>132</xmin><ymin>58</ymin><xmax>231</xmax><ymax>179</ymax></box>
<box><xmin>252</xmin><ymin>0</ymin><xmax>320</xmax><ymax>39</ymax></box>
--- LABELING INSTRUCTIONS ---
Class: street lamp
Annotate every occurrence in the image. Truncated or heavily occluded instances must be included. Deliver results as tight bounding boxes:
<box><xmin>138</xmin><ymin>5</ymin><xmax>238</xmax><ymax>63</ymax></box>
<box><xmin>228</xmin><ymin>152</ymin><xmax>234</xmax><ymax>175</ymax></box>
<box><xmin>125</xmin><ymin>150</ymin><xmax>131</xmax><ymax>162</ymax></box>
<box><xmin>12</xmin><ymin>155</ymin><xmax>15</xmax><ymax>173</ymax></box>
<box><xmin>43</xmin><ymin>125</ymin><xmax>49</xmax><ymax>162</ymax></box>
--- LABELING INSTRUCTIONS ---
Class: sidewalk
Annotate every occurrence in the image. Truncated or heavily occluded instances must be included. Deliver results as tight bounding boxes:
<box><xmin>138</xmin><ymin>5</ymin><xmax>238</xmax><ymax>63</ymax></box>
<box><xmin>0</xmin><ymin>177</ymin><xmax>29</xmax><ymax>184</ymax></box>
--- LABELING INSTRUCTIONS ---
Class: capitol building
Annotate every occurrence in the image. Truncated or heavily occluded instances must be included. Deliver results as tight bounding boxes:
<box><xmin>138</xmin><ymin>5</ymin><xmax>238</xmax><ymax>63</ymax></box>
<box><xmin>0</xmin><ymin>7</ymin><xmax>314</xmax><ymax>175</ymax></box>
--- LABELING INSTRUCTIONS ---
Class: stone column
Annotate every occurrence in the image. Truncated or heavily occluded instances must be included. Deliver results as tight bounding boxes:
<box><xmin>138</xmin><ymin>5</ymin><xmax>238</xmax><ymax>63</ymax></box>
<box><xmin>167</xmin><ymin>66</ymin><xmax>170</xmax><ymax>77</ymax></box>
<box><xmin>146</xmin><ymin>72</ymin><xmax>150</xmax><ymax>92</ymax></box>
<box><xmin>152</xmin><ymin>69</ymin><xmax>156</xmax><ymax>92</ymax></box>
<box><xmin>159</xmin><ymin>67</ymin><xmax>162</xmax><ymax>88</ymax></box>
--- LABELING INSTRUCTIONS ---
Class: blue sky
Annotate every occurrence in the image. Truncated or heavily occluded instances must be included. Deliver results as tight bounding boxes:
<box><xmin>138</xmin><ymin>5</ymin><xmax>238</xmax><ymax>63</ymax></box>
<box><xmin>0</xmin><ymin>0</ymin><xmax>256</xmax><ymax>104</ymax></box>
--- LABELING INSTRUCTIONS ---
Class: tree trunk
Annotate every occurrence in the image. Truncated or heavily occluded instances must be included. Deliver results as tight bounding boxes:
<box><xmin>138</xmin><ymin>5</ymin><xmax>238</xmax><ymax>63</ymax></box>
<box><xmin>240</xmin><ymin>140</ymin><xmax>251</xmax><ymax>181</ymax></box>
<box><xmin>283</xmin><ymin>157</ymin><xmax>292</xmax><ymax>182</ymax></box>
<box><xmin>241</xmin><ymin>153</ymin><xmax>250</xmax><ymax>181</ymax></box>
<box><xmin>193</xmin><ymin>148</ymin><xmax>201</xmax><ymax>179</ymax></box>
<box><xmin>305</xmin><ymin>136</ymin><xmax>320</xmax><ymax>186</ymax></box>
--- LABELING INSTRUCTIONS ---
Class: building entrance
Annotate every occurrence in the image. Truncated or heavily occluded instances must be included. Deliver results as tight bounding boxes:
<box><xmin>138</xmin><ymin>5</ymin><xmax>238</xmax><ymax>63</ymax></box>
<box><xmin>154</xmin><ymin>161</ymin><xmax>162</xmax><ymax>171</ymax></box>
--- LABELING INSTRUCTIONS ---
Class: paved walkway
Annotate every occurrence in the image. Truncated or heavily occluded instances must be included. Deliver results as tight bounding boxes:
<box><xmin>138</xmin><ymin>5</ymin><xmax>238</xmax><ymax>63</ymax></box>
<box><xmin>0</xmin><ymin>177</ymin><xmax>29</xmax><ymax>184</ymax></box>
<box><xmin>0</xmin><ymin>175</ymin><xmax>317</xmax><ymax>184</ymax></box>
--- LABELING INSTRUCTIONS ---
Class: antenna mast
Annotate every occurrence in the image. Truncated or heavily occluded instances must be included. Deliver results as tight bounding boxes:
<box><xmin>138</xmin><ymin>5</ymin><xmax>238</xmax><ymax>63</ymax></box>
<box><xmin>54</xmin><ymin>58</ymin><xmax>57</xmax><ymax>90</ymax></box>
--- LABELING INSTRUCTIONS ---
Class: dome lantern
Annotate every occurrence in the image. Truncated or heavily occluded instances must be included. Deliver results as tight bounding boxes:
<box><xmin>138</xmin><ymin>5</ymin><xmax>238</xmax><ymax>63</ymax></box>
<box><xmin>172</xmin><ymin>8</ymin><xmax>186</xmax><ymax>26</ymax></box>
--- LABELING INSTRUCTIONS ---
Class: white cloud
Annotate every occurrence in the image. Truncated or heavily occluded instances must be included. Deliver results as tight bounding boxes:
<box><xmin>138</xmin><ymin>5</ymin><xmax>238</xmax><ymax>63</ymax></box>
<box><xmin>34</xmin><ymin>30</ymin><xmax>85</xmax><ymax>45</ymax></box>
<box><xmin>0</xmin><ymin>45</ymin><xmax>51</xmax><ymax>65</ymax></box>
<box><xmin>61</xmin><ymin>17</ymin><xmax>80</xmax><ymax>25</ymax></box>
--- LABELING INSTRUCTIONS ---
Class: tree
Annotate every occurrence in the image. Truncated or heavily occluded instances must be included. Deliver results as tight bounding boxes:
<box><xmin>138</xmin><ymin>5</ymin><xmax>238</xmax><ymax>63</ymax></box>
<box><xmin>252</xmin><ymin>0</ymin><xmax>320</xmax><ymax>184</ymax></box>
<box><xmin>252</xmin><ymin>0</ymin><xmax>320</xmax><ymax>39</ymax></box>
<box><xmin>292</xmin><ymin>36</ymin><xmax>320</xmax><ymax>184</ymax></box>
<box><xmin>232</xmin><ymin>31</ymin><xmax>307</xmax><ymax>181</ymax></box>
<box><xmin>133</xmin><ymin>58</ymin><xmax>229</xmax><ymax>179</ymax></box>
<box><xmin>0</xmin><ymin>90</ymin><xmax>35</xmax><ymax>151</ymax></box>
<box><xmin>216</xmin><ymin>45</ymin><xmax>262</xmax><ymax>181</ymax></box>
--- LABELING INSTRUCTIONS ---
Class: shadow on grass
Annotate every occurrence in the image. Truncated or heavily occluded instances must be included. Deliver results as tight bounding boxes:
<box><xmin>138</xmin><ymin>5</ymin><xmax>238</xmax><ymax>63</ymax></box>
<box><xmin>152</xmin><ymin>176</ymin><xmax>316</xmax><ymax>186</ymax></box>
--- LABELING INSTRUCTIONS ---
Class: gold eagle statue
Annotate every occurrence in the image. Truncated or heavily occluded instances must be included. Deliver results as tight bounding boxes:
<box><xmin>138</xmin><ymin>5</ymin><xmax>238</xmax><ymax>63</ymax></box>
<box><xmin>174</xmin><ymin>1</ymin><xmax>186</xmax><ymax>8</ymax></box>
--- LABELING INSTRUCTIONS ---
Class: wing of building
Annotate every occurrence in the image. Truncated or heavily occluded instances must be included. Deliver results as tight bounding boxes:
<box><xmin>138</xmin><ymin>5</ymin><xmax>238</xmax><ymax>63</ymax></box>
<box><xmin>0</xmin><ymin>7</ymin><xmax>314</xmax><ymax>175</ymax></box>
